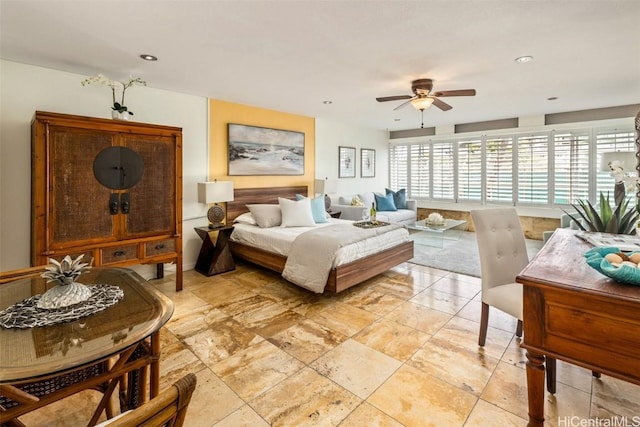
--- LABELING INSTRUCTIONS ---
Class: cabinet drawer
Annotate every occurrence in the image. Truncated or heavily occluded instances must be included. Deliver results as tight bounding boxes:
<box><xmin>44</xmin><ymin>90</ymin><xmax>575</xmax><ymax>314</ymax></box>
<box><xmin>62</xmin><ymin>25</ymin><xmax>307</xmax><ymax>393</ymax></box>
<box><xmin>145</xmin><ymin>239</ymin><xmax>175</xmax><ymax>257</ymax></box>
<box><xmin>101</xmin><ymin>245</ymin><xmax>138</xmax><ymax>264</ymax></box>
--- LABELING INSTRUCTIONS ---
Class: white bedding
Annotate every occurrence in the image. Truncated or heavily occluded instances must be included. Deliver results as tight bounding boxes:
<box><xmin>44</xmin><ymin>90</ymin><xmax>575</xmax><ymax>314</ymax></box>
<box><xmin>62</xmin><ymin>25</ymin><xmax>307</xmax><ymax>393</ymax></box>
<box><xmin>230</xmin><ymin>218</ymin><xmax>410</xmax><ymax>267</ymax></box>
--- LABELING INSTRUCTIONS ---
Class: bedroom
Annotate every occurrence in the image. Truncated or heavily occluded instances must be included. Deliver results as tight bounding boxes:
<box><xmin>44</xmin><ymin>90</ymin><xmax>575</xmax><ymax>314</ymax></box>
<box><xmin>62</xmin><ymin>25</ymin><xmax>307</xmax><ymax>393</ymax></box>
<box><xmin>1</xmin><ymin>1</ymin><xmax>640</xmax><ymax>426</ymax></box>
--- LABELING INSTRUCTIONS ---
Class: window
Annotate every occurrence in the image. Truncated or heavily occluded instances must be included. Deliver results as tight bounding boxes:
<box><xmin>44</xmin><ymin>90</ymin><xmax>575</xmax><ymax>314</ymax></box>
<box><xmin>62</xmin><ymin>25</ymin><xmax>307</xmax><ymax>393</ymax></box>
<box><xmin>517</xmin><ymin>134</ymin><xmax>549</xmax><ymax>205</ymax></box>
<box><xmin>553</xmin><ymin>131</ymin><xmax>589</xmax><ymax>204</ymax></box>
<box><xmin>388</xmin><ymin>126</ymin><xmax>634</xmax><ymax>208</ymax></box>
<box><xmin>457</xmin><ymin>139</ymin><xmax>482</xmax><ymax>202</ymax></box>
<box><xmin>431</xmin><ymin>142</ymin><xmax>454</xmax><ymax>200</ymax></box>
<box><xmin>485</xmin><ymin>136</ymin><xmax>514</xmax><ymax>203</ymax></box>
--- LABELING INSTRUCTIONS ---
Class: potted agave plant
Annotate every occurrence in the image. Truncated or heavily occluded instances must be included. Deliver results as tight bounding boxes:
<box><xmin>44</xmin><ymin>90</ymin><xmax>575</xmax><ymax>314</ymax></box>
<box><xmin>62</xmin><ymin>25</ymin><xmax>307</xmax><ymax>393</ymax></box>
<box><xmin>37</xmin><ymin>255</ymin><xmax>93</xmax><ymax>309</ymax></box>
<box><xmin>564</xmin><ymin>192</ymin><xmax>639</xmax><ymax>235</ymax></box>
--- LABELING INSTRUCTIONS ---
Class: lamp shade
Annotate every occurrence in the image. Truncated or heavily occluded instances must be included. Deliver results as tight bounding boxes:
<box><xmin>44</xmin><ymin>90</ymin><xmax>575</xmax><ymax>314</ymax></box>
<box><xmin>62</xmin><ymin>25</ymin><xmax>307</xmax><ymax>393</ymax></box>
<box><xmin>600</xmin><ymin>151</ymin><xmax>636</xmax><ymax>172</ymax></box>
<box><xmin>315</xmin><ymin>179</ymin><xmax>338</xmax><ymax>195</ymax></box>
<box><xmin>197</xmin><ymin>181</ymin><xmax>234</xmax><ymax>203</ymax></box>
<box><xmin>410</xmin><ymin>97</ymin><xmax>434</xmax><ymax>111</ymax></box>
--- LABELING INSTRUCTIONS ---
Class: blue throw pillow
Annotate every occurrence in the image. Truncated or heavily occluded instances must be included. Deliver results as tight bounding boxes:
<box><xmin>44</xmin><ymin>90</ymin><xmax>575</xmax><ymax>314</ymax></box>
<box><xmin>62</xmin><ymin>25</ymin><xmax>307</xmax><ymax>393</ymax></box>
<box><xmin>374</xmin><ymin>192</ymin><xmax>397</xmax><ymax>211</ymax></box>
<box><xmin>385</xmin><ymin>188</ymin><xmax>407</xmax><ymax>209</ymax></box>
<box><xmin>295</xmin><ymin>194</ymin><xmax>327</xmax><ymax>223</ymax></box>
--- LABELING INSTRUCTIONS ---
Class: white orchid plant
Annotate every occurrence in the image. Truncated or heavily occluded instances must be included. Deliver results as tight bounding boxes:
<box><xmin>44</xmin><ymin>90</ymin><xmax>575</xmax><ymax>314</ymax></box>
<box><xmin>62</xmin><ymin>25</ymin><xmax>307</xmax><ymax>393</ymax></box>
<box><xmin>81</xmin><ymin>74</ymin><xmax>147</xmax><ymax>115</ymax></box>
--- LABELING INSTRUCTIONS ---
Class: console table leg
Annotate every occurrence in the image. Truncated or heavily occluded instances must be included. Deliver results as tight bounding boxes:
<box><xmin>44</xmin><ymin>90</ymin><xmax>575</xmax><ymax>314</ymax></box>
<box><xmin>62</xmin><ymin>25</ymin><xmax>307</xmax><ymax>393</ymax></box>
<box><xmin>526</xmin><ymin>350</ymin><xmax>545</xmax><ymax>427</ymax></box>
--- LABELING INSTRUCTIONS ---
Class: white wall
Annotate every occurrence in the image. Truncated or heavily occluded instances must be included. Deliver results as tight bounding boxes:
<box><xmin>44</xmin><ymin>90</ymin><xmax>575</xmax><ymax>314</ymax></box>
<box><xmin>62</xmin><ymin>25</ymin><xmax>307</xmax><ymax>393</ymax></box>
<box><xmin>0</xmin><ymin>61</ymin><xmax>388</xmax><ymax>273</ymax></box>
<box><xmin>0</xmin><ymin>60</ymin><xmax>208</xmax><ymax>272</ymax></box>
<box><xmin>315</xmin><ymin>117</ymin><xmax>389</xmax><ymax>199</ymax></box>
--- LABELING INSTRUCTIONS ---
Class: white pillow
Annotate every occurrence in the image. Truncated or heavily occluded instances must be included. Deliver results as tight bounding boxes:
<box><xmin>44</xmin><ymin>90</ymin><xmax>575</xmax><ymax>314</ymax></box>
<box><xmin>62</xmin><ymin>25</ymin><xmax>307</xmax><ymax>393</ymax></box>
<box><xmin>278</xmin><ymin>197</ymin><xmax>316</xmax><ymax>227</ymax></box>
<box><xmin>246</xmin><ymin>204</ymin><xmax>281</xmax><ymax>228</ymax></box>
<box><xmin>233</xmin><ymin>212</ymin><xmax>257</xmax><ymax>226</ymax></box>
<box><xmin>358</xmin><ymin>192</ymin><xmax>376</xmax><ymax>210</ymax></box>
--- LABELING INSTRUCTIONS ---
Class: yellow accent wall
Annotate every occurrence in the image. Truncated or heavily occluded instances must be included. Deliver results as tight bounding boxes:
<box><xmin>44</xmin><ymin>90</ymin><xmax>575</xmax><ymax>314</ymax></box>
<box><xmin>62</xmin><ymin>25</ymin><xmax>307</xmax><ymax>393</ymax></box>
<box><xmin>208</xmin><ymin>99</ymin><xmax>315</xmax><ymax>191</ymax></box>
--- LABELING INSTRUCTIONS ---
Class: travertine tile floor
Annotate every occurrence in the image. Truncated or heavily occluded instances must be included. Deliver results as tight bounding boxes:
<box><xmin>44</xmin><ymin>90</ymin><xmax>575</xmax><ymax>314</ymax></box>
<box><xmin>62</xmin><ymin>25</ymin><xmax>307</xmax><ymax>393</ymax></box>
<box><xmin>20</xmin><ymin>261</ymin><xmax>640</xmax><ymax>426</ymax></box>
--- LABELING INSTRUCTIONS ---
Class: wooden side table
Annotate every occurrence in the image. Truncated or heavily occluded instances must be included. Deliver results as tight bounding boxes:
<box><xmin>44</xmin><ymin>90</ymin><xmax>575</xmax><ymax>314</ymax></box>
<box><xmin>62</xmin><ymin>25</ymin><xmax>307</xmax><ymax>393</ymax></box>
<box><xmin>194</xmin><ymin>226</ymin><xmax>235</xmax><ymax>276</ymax></box>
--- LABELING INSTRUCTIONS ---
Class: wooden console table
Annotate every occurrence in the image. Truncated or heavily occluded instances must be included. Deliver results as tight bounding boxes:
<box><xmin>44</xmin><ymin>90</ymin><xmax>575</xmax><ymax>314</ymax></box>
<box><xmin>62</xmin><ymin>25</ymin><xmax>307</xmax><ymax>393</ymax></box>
<box><xmin>194</xmin><ymin>226</ymin><xmax>235</xmax><ymax>276</ymax></box>
<box><xmin>517</xmin><ymin>228</ymin><xmax>640</xmax><ymax>427</ymax></box>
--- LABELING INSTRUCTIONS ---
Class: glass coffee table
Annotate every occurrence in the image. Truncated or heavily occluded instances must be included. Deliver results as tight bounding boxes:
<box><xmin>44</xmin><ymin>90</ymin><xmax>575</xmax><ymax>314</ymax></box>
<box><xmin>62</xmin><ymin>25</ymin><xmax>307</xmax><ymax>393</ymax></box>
<box><xmin>407</xmin><ymin>219</ymin><xmax>468</xmax><ymax>247</ymax></box>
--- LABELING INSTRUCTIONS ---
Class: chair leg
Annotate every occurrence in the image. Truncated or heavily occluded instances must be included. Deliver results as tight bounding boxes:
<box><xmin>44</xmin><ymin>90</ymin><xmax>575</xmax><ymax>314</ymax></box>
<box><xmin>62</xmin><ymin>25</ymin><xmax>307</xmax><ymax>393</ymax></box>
<box><xmin>592</xmin><ymin>371</ymin><xmax>601</xmax><ymax>378</ymax></box>
<box><xmin>516</xmin><ymin>319</ymin><xmax>523</xmax><ymax>338</ymax></box>
<box><xmin>546</xmin><ymin>356</ymin><xmax>556</xmax><ymax>394</ymax></box>
<box><xmin>478</xmin><ymin>303</ymin><xmax>489</xmax><ymax>346</ymax></box>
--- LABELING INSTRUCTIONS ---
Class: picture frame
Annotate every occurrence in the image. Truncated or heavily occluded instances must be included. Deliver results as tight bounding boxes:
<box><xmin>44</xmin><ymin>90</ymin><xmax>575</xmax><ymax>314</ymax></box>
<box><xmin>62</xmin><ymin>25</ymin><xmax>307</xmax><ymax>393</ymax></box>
<box><xmin>361</xmin><ymin>148</ymin><xmax>375</xmax><ymax>177</ymax></box>
<box><xmin>338</xmin><ymin>146</ymin><xmax>356</xmax><ymax>178</ymax></box>
<box><xmin>228</xmin><ymin>123</ymin><xmax>305</xmax><ymax>176</ymax></box>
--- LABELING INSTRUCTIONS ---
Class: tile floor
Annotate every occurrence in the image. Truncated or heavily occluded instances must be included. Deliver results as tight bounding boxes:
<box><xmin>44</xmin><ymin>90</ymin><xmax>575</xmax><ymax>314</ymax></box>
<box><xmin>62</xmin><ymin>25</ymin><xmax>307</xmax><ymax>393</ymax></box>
<box><xmin>20</xmin><ymin>261</ymin><xmax>640</xmax><ymax>426</ymax></box>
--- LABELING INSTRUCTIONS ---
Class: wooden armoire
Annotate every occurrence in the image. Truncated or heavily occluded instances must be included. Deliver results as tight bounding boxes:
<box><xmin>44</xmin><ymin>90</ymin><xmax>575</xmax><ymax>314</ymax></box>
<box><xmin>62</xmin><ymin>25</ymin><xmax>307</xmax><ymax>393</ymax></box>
<box><xmin>31</xmin><ymin>111</ymin><xmax>183</xmax><ymax>291</ymax></box>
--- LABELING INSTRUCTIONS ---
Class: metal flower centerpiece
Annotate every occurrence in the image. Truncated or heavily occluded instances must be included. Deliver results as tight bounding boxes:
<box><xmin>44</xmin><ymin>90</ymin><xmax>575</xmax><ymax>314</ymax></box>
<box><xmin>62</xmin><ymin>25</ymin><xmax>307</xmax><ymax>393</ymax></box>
<box><xmin>37</xmin><ymin>255</ymin><xmax>93</xmax><ymax>309</ymax></box>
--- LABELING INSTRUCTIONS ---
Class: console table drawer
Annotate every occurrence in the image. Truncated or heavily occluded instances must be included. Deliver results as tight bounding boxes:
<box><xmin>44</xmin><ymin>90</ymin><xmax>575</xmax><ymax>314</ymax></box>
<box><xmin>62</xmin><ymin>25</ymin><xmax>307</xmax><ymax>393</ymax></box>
<box><xmin>101</xmin><ymin>245</ymin><xmax>138</xmax><ymax>264</ymax></box>
<box><xmin>145</xmin><ymin>239</ymin><xmax>175</xmax><ymax>257</ymax></box>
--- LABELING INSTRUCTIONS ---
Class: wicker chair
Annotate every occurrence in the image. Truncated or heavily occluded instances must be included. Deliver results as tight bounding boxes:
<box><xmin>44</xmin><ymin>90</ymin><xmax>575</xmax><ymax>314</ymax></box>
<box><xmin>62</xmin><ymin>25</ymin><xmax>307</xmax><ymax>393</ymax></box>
<box><xmin>96</xmin><ymin>373</ymin><xmax>197</xmax><ymax>427</ymax></box>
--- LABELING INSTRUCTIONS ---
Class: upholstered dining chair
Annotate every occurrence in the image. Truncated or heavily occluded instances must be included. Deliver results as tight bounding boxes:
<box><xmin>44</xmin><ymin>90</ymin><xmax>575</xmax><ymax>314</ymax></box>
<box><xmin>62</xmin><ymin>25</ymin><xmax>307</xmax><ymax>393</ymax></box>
<box><xmin>471</xmin><ymin>208</ymin><xmax>557</xmax><ymax>393</ymax></box>
<box><xmin>96</xmin><ymin>373</ymin><xmax>197</xmax><ymax>427</ymax></box>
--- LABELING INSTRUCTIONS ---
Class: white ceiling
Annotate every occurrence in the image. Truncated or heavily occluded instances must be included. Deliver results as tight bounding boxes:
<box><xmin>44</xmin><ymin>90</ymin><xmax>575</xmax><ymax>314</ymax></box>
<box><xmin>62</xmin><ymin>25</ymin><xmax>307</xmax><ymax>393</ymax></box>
<box><xmin>1</xmin><ymin>1</ymin><xmax>639</xmax><ymax>131</ymax></box>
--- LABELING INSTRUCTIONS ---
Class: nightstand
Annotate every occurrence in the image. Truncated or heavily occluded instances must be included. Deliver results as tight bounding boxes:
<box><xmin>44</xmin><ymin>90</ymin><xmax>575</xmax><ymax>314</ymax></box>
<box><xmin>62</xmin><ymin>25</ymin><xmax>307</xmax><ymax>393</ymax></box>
<box><xmin>194</xmin><ymin>225</ymin><xmax>235</xmax><ymax>276</ymax></box>
<box><xmin>328</xmin><ymin>210</ymin><xmax>342</xmax><ymax>219</ymax></box>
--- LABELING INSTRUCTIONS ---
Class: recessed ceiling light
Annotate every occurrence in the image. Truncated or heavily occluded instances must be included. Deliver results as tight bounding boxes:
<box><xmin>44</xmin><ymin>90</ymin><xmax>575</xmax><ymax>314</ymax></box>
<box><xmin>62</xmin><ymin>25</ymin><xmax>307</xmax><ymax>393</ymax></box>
<box><xmin>515</xmin><ymin>55</ymin><xmax>533</xmax><ymax>63</ymax></box>
<box><xmin>322</xmin><ymin>100</ymin><xmax>332</xmax><ymax>104</ymax></box>
<box><xmin>140</xmin><ymin>54</ymin><xmax>158</xmax><ymax>61</ymax></box>
<box><xmin>547</xmin><ymin>96</ymin><xmax>558</xmax><ymax>101</ymax></box>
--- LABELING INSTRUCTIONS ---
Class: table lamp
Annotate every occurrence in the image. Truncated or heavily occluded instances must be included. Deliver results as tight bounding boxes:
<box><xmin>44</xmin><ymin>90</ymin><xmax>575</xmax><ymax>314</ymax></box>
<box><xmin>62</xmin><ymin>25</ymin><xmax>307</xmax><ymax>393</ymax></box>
<box><xmin>198</xmin><ymin>180</ymin><xmax>234</xmax><ymax>228</ymax></box>
<box><xmin>315</xmin><ymin>178</ymin><xmax>338</xmax><ymax>211</ymax></box>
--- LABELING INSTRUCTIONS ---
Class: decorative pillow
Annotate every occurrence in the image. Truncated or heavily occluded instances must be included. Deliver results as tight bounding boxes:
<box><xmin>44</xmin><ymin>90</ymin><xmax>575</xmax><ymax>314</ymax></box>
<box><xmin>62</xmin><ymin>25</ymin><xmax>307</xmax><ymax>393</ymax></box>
<box><xmin>246</xmin><ymin>204</ymin><xmax>281</xmax><ymax>228</ymax></box>
<box><xmin>358</xmin><ymin>192</ymin><xmax>376</xmax><ymax>210</ymax></box>
<box><xmin>279</xmin><ymin>197</ymin><xmax>316</xmax><ymax>227</ymax></box>
<box><xmin>350</xmin><ymin>195</ymin><xmax>364</xmax><ymax>207</ymax></box>
<box><xmin>374</xmin><ymin>192</ymin><xmax>397</xmax><ymax>211</ymax></box>
<box><xmin>233</xmin><ymin>212</ymin><xmax>257</xmax><ymax>226</ymax></box>
<box><xmin>385</xmin><ymin>188</ymin><xmax>407</xmax><ymax>209</ymax></box>
<box><xmin>338</xmin><ymin>195</ymin><xmax>352</xmax><ymax>205</ymax></box>
<box><xmin>296</xmin><ymin>194</ymin><xmax>327</xmax><ymax>223</ymax></box>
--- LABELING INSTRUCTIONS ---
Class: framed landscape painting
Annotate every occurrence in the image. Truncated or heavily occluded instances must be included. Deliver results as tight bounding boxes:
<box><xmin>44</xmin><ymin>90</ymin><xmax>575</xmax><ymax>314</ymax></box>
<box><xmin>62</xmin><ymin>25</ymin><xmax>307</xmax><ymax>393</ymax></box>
<box><xmin>228</xmin><ymin>123</ymin><xmax>305</xmax><ymax>175</ymax></box>
<box><xmin>361</xmin><ymin>148</ymin><xmax>375</xmax><ymax>177</ymax></box>
<box><xmin>339</xmin><ymin>146</ymin><xmax>356</xmax><ymax>178</ymax></box>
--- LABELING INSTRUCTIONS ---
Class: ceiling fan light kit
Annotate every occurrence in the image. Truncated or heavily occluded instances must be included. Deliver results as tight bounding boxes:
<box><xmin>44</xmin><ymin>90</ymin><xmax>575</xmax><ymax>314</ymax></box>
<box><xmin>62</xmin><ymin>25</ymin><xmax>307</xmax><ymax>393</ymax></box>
<box><xmin>410</xmin><ymin>97</ymin><xmax>434</xmax><ymax>111</ymax></box>
<box><xmin>376</xmin><ymin>78</ymin><xmax>477</xmax><ymax>126</ymax></box>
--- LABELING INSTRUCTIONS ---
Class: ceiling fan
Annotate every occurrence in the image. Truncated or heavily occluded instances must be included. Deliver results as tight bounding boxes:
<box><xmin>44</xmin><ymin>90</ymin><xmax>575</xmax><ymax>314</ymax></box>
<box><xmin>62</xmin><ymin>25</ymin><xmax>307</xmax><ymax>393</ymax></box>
<box><xmin>376</xmin><ymin>78</ymin><xmax>476</xmax><ymax>112</ymax></box>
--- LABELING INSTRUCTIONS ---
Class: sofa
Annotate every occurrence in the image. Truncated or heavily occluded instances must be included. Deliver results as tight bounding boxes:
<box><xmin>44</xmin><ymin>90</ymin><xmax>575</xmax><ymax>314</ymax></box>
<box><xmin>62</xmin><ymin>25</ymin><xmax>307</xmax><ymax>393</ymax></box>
<box><xmin>330</xmin><ymin>190</ymin><xmax>417</xmax><ymax>225</ymax></box>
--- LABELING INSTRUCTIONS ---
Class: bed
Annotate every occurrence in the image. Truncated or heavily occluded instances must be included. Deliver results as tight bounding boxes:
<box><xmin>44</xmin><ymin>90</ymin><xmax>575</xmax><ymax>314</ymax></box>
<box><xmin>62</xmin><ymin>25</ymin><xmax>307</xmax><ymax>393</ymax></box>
<box><xmin>226</xmin><ymin>186</ymin><xmax>414</xmax><ymax>293</ymax></box>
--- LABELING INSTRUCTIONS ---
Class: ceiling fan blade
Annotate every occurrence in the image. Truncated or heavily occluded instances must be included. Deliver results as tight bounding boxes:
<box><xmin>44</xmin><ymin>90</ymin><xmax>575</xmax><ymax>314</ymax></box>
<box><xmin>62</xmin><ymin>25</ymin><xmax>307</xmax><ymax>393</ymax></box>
<box><xmin>376</xmin><ymin>95</ymin><xmax>412</xmax><ymax>102</ymax></box>
<box><xmin>431</xmin><ymin>97</ymin><xmax>453</xmax><ymax>111</ymax></box>
<box><xmin>393</xmin><ymin>98</ymin><xmax>414</xmax><ymax>111</ymax></box>
<box><xmin>432</xmin><ymin>89</ymin><xmax>476</xmax><ymax>97</ymax></box>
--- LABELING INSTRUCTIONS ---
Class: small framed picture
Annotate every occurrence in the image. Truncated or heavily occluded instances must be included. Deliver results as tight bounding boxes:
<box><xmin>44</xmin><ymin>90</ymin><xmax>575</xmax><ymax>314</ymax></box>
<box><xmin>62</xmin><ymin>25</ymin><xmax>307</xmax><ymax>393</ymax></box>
<box><xmin>339</xmin><ymin>146</ymin><xmax>356</xmax><ymax>178</ymax></box>
<box><xmin>361</xmin><ymin>148</ymin><xmax>375</xmax><ymax>178</ymax></box>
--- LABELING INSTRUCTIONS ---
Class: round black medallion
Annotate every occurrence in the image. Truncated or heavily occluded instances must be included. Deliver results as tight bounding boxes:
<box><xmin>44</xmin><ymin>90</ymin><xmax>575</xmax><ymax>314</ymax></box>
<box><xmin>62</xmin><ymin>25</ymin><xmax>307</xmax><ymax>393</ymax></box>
<box><xmin>93</xmin><ymin>146</ymin><xmax>144</xmax><ymax>190</ymax></box>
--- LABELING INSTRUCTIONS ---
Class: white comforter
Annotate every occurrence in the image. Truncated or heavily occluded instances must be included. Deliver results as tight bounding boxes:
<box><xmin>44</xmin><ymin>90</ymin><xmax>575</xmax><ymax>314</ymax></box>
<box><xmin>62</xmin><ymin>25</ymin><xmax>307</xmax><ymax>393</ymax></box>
<box><xmin>282</xmin><ymin>222</ymin><xmax>406</xmax><ymax>293</ymax></box>
<box><xmin>230</xmin><ymin>219</ymin><xmax>410</xmax><ymax>292</ymax></box>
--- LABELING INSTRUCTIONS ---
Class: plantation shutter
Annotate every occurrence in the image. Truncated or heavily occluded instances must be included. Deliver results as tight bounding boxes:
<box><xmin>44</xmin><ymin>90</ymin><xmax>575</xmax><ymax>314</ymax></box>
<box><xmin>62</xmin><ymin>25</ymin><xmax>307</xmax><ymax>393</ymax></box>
<box><xmin>517</xmin><ymin>134</ymin><xmax>549</xmax><ymax>204</ymax></box>
<box><xmin>485</xmin><ymin>136</ymin><xmax>514</xmax><ymax>203</ymax></box>
<box><xmin>595</xmin><ymin>130</ymin><xmax>636</xmax><ymax>197</ymax></box>
<box><xmin>389</xmin><ymin>145</ymin><xmax>409</xmax><ymax>192</ymax></box>
<box><xmin>553</xmin><ymin>131</ymin><xmax>590</xmax><ymax>205</ymax></box>
<box><xmin>432</xmin><ymin>142</ymin><xmax>455</xmax><ymax>200</ymax></box>
<box><xmin>457</xmin><ymin>139</ymin><xmax>482</xmax><ymax>202</ymax></box>
<box><xmin>408</xmin><ymin>143</ymin><xmax>430</xmax><ymax>199</ymax></box>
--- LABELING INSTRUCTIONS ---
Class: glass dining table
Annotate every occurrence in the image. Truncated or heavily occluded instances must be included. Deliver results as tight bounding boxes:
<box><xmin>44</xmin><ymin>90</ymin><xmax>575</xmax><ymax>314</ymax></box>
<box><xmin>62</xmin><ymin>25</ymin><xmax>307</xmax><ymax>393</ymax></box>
<box><xmin>0</xmin><ymin>267</ymin><xmax>174</xmax><ymax>426</ymax></box>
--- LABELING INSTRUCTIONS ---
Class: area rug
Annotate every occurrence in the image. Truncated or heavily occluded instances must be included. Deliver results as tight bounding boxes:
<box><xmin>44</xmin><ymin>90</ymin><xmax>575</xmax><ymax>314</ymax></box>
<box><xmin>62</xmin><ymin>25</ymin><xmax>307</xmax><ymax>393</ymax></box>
<box><xmin>408</xmin><ymin>231</ymin><xmax>543</xmax><ymax>277</ymax></box>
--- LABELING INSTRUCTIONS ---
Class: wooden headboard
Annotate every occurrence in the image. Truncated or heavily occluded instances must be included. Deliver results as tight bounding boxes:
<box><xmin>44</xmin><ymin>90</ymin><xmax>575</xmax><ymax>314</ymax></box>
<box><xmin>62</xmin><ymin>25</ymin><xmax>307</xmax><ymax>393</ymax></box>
<box><xmin>226</xmin><ymin>186</ymin><xmax>308</xmax><ymax>222</ymax></box>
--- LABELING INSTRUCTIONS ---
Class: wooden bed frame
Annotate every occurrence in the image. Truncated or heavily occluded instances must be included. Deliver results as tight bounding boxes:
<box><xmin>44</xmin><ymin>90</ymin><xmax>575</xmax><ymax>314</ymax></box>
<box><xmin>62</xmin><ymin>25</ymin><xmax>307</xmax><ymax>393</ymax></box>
<box><xmin>226</xmin><ymin>186</ymin><xmax>414</xmax><ymax>293</ymax></box>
